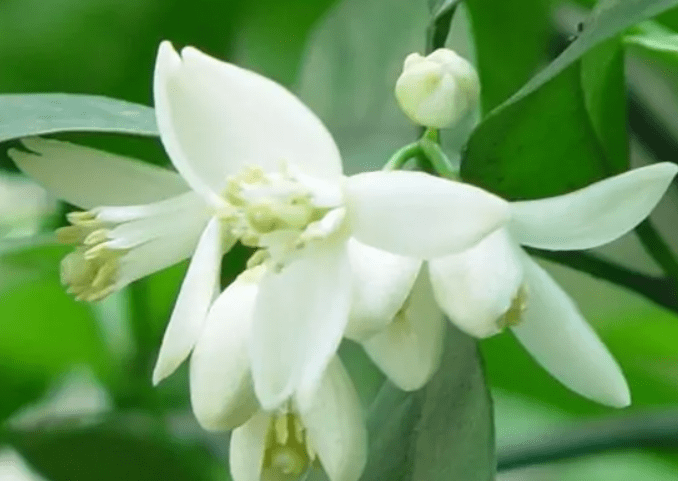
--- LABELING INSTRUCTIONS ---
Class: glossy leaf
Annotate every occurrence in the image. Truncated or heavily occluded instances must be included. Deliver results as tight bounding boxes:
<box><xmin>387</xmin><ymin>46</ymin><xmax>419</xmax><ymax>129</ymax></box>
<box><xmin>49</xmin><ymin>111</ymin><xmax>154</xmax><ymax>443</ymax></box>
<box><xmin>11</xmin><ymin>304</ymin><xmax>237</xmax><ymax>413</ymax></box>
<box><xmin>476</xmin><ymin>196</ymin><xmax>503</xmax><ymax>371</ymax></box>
<box><xmin>0</xmin><ymin>94</ymin><xmax>157</xmax><ymax>143</ymax></box>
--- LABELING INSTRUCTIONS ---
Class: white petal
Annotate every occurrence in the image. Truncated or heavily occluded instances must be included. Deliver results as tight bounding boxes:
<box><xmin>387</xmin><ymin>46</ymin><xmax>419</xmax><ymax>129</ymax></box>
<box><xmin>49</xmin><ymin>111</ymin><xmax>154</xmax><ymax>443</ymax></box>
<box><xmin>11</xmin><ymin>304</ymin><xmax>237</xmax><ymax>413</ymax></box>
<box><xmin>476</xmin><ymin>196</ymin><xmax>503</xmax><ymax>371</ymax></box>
<box><xmin>512</xmin><ymin>253</ymin><xmax>630</xmax><ymax>407</ymax></box>
<box><xmin>297</xmin><ymin>357</ymin><xmax>367</xmax><ymax>481</ymax></box>
<box><xmin>428</xmin><ymin>228</ymin><xmax>524</xmax><ymax>338</ymax></box>
<box><xmin>344</xmin><ymin>170</ymin><xmax>509</xmax><ymax>258</ymax></box>
<box><xmin>10</xmin><ymin>137</ymin><xmax>188</xmax><ymax>208</ymax></box>
<box><xmin>250</xmin><ymin>238</ymin><xmax>351</xmax><ymax>410</ymax></box>
<box><xmin>345</xmin><ymin>238</ymin><xmax>422</xmax><ymax>341</ymax></box>
<box><xmin>511</xmin><ymin>163</ymin><xmax>678</xmax><ymax>250</ymax></box>
<box><xmin>153</xmin><ymin>42</ymin><xmax>343</xmax><ymax>202</ymax></box>
<box><xmin>361</xmin><ymin>265</ymin><xmax>446</xmax><ymax>391</ymax></box>
<box><xmin>229</xmin><ymin>410</ymin><xmax>270</xmax><ymax>481</ymax></box>
<box><xmin>189</xmin><ymin>273</ymin><xmax>260</xmax><ymax>431</ymax></box>
<box><xmin>152</xmin><ymin>217</ymin><xmax>223</xmax><ymax>384</ymax></box>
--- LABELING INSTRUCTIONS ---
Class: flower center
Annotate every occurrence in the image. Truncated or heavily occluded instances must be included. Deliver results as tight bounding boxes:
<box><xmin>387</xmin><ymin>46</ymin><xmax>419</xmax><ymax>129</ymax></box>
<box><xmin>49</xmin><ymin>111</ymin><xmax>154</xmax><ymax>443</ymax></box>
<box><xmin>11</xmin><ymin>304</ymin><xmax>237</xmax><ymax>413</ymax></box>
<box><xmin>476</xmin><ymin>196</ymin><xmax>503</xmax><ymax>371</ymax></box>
<box><xmin>497</xmin><ymin>284</ymin><xmax>529</xmax><ymax>329</ymax></box>
<box><xmin>219</xmin><ymin>165</ymin><xmax>344</xmax><ymax>271</ymax></box>
<box><xmin>262</xmin><ymin>412</ymin><xmax>315</xmax><ymax>480</ymax></box>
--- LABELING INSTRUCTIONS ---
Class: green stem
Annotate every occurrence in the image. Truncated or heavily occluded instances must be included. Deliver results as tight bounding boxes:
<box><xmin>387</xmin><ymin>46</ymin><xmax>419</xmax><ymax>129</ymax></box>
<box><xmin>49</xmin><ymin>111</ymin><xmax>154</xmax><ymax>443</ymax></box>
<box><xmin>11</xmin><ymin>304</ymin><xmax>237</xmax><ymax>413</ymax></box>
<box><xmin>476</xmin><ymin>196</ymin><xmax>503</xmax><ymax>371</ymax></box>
<box><xmin>497</xmin><ymin>408</ymin><xmax>678</xmax><ymax>471</ymax></box>
<box><xmin>528</xmin><ymin>248</ymin><xmax>678</xmax><ymax>313</ymax></box>
<box><xmin>419</xmin><ymin>137</ymin><xmax>460</xmax><ymax>179</ymax></box>
<box><xmin>383</xmin><ymin>142</ymin><xmax>422</xmax><ymax>171</ymax></box>
<box><xmin>635</xmin><ymin>219</ymin><xmax>678</xmax><ymax>280</ymax></box>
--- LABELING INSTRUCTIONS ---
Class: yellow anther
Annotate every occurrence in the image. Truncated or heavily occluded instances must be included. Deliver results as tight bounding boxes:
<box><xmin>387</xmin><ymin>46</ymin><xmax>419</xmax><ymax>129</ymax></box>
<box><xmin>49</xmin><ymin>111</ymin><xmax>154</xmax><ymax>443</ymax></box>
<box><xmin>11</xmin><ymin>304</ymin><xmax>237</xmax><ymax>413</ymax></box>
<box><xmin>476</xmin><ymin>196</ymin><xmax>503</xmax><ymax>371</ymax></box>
<box><xmin>498</xmin><ymin>284</ymin><xmax>529</xmax><ymax>329</ymax></box>
<box><xmin>224</xmin><ymin>179</ymin><xmax>246</xmax><ymax>206</ymax></box>
<box><xmin>247</xmin><ymin>204</ymin><xmax>279</xmax><ymax>233</ymax></box>
<box><xmin>240</xmin><ymin>165</ymin><xmax>266</xmax><ymax>184</ymax></box>
<box><xmin>83</xmin><ymin>228</ymin><xmax>109</xmax><ymax>246</ymax></box>
<box><xmin>56</xmin><ymin>225</ymin><xmax>86</xmax><ymax>244</ymax></box>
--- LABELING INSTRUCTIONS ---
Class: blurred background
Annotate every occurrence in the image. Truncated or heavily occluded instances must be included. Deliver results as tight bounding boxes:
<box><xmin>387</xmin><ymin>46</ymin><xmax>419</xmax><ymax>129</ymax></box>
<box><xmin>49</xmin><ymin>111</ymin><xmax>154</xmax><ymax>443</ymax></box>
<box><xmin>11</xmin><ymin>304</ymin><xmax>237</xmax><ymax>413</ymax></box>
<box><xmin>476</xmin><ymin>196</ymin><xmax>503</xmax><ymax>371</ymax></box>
<box><xmin>1</xmin><ymin>0</ymin><xmax>678</xmax><ymax>479</ymax></box>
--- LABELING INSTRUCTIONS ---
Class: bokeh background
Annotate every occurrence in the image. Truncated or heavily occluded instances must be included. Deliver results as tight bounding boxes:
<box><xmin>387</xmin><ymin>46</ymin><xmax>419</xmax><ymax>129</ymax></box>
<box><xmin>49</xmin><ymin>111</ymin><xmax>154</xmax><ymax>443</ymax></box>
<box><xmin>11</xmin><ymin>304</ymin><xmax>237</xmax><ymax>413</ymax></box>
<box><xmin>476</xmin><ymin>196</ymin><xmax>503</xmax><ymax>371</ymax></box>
<box><xmin>1</xmin><ymin>0</ymin><xmax>678</xmax><ymax>479</ymax></box>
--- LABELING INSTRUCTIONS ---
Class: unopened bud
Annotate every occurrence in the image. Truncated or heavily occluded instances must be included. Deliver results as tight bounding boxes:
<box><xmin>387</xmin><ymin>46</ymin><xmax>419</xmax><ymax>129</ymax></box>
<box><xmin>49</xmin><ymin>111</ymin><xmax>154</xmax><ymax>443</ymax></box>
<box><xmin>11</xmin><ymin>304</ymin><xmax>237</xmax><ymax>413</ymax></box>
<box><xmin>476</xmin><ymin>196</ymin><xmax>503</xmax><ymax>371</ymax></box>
<box><xmin>395</xmin><ymin>48</ymin><xmax>480</xmax><ymax>128</ymax></box>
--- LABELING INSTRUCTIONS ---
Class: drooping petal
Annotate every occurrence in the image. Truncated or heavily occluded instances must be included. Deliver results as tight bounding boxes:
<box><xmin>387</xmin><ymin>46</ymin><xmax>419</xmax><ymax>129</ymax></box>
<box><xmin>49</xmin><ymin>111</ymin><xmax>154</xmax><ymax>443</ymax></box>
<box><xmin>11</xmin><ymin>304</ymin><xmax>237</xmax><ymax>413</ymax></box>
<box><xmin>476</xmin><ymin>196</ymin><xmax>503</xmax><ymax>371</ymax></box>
<box><xmin>152</xmin><ymin>217</ymin><xmax>223</xmax><ymax>384</ymax></box>
<box><xmin>361</xmin><ymin>266</ymin><xmax>446</xmax><ymax>391</ymax></box>
<box><xmin>428</xmin><ymin>228</ymin><xmax>524</xmax><ymax>338</ymax></box>
<box><xmin>511</xmin><ymin>163</ymin><xmax>678</xmax><ymax>250</ymax></box>
<box><xmin>229</xmin><ymin>410</ymin><xmax>270</xmax><ymax>481</ymax></box>
<box><xmin>511</xmin><ymin>253</ymin><xmax>630</xmax><ymax>407</ymax></box>
<box><xmin>250</xmin><ymin>238</ymin><xmax>351</xmax><ymax>410</ymax></box>
<box><xmin>153</xmin><ymin>42</ymin><xmax>343</xmax><ymax>203</ymax></box>
<box><xmin>189</xmin><ymin>271</ymin><xmax>260</xmax><ymax>431</ymax></box>
<box><xmin>344</xmin><ymin>170</ymin><xmax>509</xmax><ymax>258</ymax></box>
<box><xmin>345</xmin><ymin>238</ymin><xmax>422</xmax><ymax>341</ymax></box>
<box><xmin>297</xmin><ymin>357</ymin><xmax>367</xmax><ymax>481</ymax></box>
<box><xmin>10</xmin><ymin>137</ymin><xmax>188</xmax><ymax>208</ymax></box>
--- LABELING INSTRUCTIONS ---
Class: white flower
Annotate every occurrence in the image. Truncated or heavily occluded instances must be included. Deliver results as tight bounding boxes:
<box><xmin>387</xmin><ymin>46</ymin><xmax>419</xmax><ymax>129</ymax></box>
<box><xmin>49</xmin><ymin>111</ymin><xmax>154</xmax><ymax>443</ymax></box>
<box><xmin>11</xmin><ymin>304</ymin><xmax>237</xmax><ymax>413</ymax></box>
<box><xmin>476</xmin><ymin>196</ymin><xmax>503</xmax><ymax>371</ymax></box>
<box><xmin>189</xmin><ymin>268</ymin><xmax>367</xmax><ymax>481</ymax></box>
<box><xmin>10</xmin><ymin>41</ymin><xmax>510</xmax><ymax>410</ymax></box>
<box><xmin>395</xmin><ymin>48</ymin><xmax>480</xmax><ymax>128</ymax></box>
<box><xmin>347</xmin><ymin>163</ymin><xmax>678</xmax><ymax>406</ymax></box>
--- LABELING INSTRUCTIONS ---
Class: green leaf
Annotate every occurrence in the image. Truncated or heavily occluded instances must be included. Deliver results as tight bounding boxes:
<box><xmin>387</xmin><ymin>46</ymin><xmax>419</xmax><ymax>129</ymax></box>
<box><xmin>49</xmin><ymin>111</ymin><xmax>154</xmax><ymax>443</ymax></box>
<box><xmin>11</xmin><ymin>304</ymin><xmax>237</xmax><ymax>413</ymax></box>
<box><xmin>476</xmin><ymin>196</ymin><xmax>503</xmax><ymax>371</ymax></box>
<box><xmin>465</xmin><ymin>0</ymin><xmax>551</xmax><ymax>112</ymax></box>
<box><xmin>497</xmin><ymin>0</ymin><xmax>678</xmax><ymax>113</ymax></box>
<box><xmin>462</xmin><ymin>0</ymin><xmax>678</xmax><ymax>199</ymax></box>
<box><xmin>580</xmin><ymin>37</ymin><xmax>628</xmax><ymax>172</ymax></box>
<box><xmin>0</xmin><ymin>94</ymin><xmax>157</xmax><ymax>143</ymax></box>
<box><xmin>463</xmin><ymin>61</ymin><xmax>611</xmax><ymax>199</ymax></box>
<box><xmin>626</xmin><ymin>20</ymin><xmax>678</xmax><ymax>64</ymax></box>
<box><xmin>360</xmin><ymin>325</ymin><xmax>495</xmax><ymax>481</ymax></box>
<box><xmin>10</xmin><ymin>422</ymin><xmax>226</xmax><ymax>481</ymax></box>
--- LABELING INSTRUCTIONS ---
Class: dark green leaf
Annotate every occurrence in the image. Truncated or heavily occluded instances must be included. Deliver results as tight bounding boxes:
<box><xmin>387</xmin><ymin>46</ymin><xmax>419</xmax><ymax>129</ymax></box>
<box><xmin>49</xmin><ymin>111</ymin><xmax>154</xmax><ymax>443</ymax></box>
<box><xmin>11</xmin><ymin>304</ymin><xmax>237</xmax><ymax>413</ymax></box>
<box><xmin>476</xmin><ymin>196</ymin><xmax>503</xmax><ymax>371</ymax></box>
<box><xmin>463</xmin><ymin>62</ymin><xmax>609</xmax><ymax>199</ymax></box>
<box><xmin>497</xmin><ymin>0</ymin><xmax>678</xmax><ymax>112</ymax></box>
<box><xmin>465</xmin><ymin>0</ymin><xmax>551</xmax><ymax>112</ymax></box>
<box><xmin>0</xmin><ymin>94</ymin><xmax>157</xmax><ymax>143</ymax></box>
<box><xmin>580</xmin><ymin>37</ymin><xmax>628</xmax><ymax>172</ymax></box>
<box><xmin>10</xmin><ymin>422</ymin><xmax>226</xmax><ymax>481</ymax></box>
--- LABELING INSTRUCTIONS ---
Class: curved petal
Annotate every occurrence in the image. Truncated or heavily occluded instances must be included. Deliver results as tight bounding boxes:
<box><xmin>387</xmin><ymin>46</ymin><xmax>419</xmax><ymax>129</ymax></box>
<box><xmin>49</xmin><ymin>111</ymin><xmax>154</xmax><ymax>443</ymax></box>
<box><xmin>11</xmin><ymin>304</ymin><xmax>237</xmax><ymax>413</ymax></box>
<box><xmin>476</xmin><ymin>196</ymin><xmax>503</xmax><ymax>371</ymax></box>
<box><xmin>189</xmin><ymin>272</ymin><xmax>260</xmax><ymax>431</ymax></box>
<box><xmin>512</xmin><ymin>253</ymin><xmax>630</xmax><ymax>407</ymax></box>
<box><xmin>10</xmin><ymin>137</ymin><xmax>188</xmax><ymax>208</ymax></box>
<box><xmin>511</xmin><ymin>163</ymin><xmax>678</xmax><ymax>250</ymax></box>
<box><xmin>152</xmin><ymin>217</ymin><xmax>223</xmax><ymax>384</ymax></box>
<box><xmin>345</xmin><ymin>238</ymin><xmax>422</xmax><ymax>341</ymax></box>
<box><xmin>297</xmin><ymin>357</ymin><xmax>367</xmax><ymax>481</ymax></box>
<box><xmin>344</xmin><ymin>170</ymin><xmax>509</xmax><ymax>258</ymax></box>
<box><xmin>429</xmin><ymin>228</ymin><xmax>524</xmax><ymax>338</ymax></box>
<box><xmin>154</xmin><ymin>42</ymin><xmax>343</xmax><ymax>203</ymax></box>
<box><xmin>361</xmin><ymin>266</ymin><xmax>446</xmax><ymax>391</ymax></box>
<box><xmin>113</xmin><ymin>193</ymin><xmax>211</xmax><ymax>288</ymax></box>
<box><xmin>229</xmin><ymin>410</ymin><xmax>270</xmax><ymax>481</ymax></box>
<box><xmin>250</xmin><ymin>238</ymin><xmax>351</xmax><ymax>410</ymax></box>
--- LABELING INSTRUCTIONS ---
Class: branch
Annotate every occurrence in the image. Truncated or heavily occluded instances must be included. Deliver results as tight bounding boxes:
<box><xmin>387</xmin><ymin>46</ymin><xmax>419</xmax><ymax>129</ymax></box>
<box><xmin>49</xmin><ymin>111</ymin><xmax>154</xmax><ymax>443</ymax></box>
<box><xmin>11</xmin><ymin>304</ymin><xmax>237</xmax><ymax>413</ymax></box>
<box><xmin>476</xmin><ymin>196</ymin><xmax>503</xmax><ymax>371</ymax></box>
<box><xmin>527</xmin><ymin>249</ymin><xmax>678</xmax><ymax>313</ymax></box>
<box><xmin>498</xmin><ymin>408</ymin><xmax>678</xmax><ymax>471</ymax></box>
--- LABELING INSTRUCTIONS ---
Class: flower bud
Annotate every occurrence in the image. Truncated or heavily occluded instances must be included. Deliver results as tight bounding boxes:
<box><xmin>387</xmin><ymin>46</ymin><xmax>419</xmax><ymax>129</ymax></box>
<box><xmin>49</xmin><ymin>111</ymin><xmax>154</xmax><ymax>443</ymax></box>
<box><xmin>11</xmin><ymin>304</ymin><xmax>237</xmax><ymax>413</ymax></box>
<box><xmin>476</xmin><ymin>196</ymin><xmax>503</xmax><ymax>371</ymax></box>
<box><xmin>395</xmin><ymin>48</ymin><xmax>480</xmax><ymax>128</ymax></box>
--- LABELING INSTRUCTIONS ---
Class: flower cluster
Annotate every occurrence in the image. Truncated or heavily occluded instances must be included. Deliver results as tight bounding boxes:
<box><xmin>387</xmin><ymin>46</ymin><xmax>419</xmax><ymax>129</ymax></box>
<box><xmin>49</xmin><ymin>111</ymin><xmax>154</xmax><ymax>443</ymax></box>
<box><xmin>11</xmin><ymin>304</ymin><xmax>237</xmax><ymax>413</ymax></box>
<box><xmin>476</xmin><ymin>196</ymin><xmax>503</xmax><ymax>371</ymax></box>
<box><xmin>9</xmin><ymin>44</ymin><xmax>677</xmax><ymax>481</ymax></box>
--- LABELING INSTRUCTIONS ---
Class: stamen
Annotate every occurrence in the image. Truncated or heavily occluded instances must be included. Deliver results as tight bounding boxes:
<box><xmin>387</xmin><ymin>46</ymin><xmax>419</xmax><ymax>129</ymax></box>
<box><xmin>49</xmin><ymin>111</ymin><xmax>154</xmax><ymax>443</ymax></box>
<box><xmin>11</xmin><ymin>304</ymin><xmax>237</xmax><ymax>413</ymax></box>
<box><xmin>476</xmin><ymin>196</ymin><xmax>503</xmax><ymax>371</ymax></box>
<box><xmin>498</xmin><ymin>284</ymin><xmax>529</xmax><ymax>329</ymax></box>
<box><xmin>263</xmin><ymin>413</ymin><xmax>312</xmax><ymax>480</ymax></box>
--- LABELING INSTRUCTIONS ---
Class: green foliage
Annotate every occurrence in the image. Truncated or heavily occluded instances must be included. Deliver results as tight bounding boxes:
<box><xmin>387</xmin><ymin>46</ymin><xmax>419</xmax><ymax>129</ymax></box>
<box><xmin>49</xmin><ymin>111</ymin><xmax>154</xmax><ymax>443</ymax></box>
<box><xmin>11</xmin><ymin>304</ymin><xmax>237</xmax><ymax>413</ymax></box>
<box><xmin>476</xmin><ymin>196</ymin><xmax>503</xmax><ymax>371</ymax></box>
<box><xmin>10</xmin><ymin>422</ymin><xmax>227</xmax><ymax>481</ymax></box>
<box><xmin>0</xmin><ymin>94</ymin><xmax>157</xmax><ymax>143</ymax></box>
<box><xmin>358</xmin><ymin>326</ymin><xmax>494</xmax><ymax>481</ymax></box>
